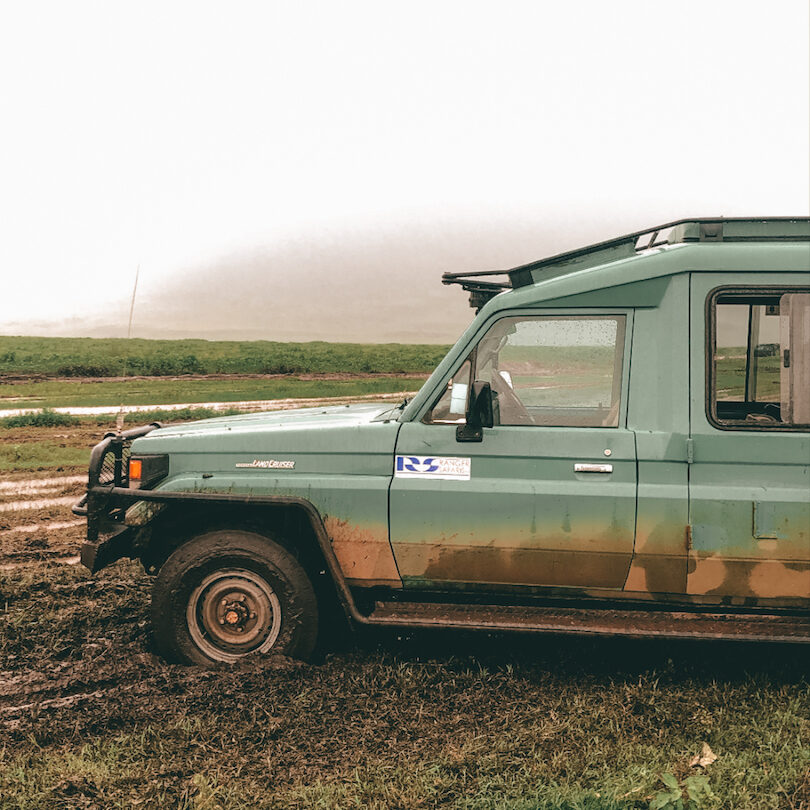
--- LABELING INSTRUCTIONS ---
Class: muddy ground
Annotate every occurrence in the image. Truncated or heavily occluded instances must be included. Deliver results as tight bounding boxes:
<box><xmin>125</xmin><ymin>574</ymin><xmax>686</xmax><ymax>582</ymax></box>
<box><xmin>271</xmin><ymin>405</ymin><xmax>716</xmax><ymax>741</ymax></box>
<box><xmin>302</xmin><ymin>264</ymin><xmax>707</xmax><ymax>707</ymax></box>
<box><xmin>0</xmin><ymin>430</ymin><xmax>809</xmax><ymax>808</ymax></box>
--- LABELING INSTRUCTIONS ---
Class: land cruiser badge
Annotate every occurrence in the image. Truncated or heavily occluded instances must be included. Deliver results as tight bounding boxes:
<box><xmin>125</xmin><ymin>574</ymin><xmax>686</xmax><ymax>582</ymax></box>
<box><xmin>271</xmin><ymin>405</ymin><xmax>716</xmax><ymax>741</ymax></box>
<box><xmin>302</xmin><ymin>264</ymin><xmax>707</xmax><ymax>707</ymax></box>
<box><xmin>235</xmin><ymin>459</ymin><xmax>295</xmax><ymax>470</ymax></box>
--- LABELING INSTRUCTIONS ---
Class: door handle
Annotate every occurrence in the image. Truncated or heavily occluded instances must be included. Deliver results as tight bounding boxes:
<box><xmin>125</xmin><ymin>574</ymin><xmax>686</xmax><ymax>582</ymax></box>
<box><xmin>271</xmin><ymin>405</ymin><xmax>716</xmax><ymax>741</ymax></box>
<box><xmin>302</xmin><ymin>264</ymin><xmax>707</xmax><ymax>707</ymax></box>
<box><xmin>574</xmin><ymin>463</ymin><xmax>614</xmax><ymax>474</ymax></box>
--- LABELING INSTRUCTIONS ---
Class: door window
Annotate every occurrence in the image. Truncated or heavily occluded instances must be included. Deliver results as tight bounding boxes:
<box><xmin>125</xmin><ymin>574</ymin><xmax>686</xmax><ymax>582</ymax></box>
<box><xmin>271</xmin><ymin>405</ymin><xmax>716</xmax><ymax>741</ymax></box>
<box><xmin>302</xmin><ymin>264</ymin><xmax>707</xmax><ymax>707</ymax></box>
<box><xmin>427</xmin><ymin>315</ymin><xmax>626</xmax><ymax>427</ymax></box>
<box><xmin>709</xmin><ymin>288</ymin><xmax>810</xmax><ymax>429</ymax></box>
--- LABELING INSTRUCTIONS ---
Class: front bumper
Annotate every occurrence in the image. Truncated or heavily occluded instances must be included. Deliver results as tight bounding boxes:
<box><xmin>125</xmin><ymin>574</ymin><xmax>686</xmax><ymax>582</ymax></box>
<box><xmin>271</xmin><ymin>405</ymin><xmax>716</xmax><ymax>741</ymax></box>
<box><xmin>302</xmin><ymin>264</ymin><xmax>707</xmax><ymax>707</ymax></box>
<box><xmin>74</xmin><ymin>422</ymin><xmax>162</xmax><ymax>573</ymax></box>
<box><xmin>80</xmin><ymin>526</ymin><xmax>138</xmax><ymax>573</ymax></box>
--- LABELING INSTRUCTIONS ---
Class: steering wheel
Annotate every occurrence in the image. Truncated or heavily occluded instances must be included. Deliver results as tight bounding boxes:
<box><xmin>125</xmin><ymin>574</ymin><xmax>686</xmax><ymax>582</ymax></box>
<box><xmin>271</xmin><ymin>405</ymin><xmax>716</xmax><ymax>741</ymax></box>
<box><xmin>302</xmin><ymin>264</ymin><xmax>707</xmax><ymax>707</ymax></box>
<box><xmin>762</xmin><ymin>403</ymin><xmax>781</xmax><ymax>421</ymax></box>
<box><xmin>489</xmin><ymin>371</ymin><xmax>534</xmax><ymax>425</ymax></box>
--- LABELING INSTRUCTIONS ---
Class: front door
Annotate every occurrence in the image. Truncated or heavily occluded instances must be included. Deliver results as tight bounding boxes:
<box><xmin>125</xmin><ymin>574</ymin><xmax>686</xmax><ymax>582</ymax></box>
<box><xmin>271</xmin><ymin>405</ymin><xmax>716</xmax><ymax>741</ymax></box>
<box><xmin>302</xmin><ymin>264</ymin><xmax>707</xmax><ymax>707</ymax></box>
<box><xmin>389</xmin><ymin>311</ymin><xmax>637</xmax><ymax>591</ymax></box>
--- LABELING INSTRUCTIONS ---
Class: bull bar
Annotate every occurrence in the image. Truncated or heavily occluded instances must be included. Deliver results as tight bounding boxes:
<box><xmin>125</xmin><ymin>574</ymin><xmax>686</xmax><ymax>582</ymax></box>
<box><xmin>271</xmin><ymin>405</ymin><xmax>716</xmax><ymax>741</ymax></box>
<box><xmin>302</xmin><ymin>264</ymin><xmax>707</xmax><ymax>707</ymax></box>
<box><xmin>72</xmin><ymin>422</ymin><xmax>163</xmax><ymax>571</ymax></box>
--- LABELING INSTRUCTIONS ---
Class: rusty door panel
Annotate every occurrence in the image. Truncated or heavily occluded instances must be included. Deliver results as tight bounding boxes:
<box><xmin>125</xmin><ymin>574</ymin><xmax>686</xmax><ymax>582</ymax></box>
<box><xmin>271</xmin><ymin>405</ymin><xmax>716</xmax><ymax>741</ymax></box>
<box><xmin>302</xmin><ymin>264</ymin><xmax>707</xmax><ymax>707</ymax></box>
<box><xmin>325</xmin><ymin>517</ymin><xmax>402</xmax><ymax>587</ymax></box>
<box><xmin>393</xmin><ymin>544</ymin><xmax>632</xmax><ymax>589</ymax></box>
<box><xmin>389</xmin><ymin>422</ymin><xmax>637</xmax><ymax>590</ymax></box>
<box><xmin>624</xmin><ymin>434</ymin><xmax>690</xmax><ymax>596</ymax></box>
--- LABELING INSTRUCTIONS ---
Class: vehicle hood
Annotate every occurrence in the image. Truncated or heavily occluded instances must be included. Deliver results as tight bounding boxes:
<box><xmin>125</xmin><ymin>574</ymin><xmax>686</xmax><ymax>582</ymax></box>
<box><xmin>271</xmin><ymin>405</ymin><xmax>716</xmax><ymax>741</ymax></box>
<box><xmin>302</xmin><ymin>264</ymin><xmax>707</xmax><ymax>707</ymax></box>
<box><xmin>142</xmin><ymin>402</ymin><xmax>394</xmax><ymax>438</ymax></box>
<box><xmin>130</xmin><ymin>402</ymin><xmax>402</xmax><ymax>480</ymax></box>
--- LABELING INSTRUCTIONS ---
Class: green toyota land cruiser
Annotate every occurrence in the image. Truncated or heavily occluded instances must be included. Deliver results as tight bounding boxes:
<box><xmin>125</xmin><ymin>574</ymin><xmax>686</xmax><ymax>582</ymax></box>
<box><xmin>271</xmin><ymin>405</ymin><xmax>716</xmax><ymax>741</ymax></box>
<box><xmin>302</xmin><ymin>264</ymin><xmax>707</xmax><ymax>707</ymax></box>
<box><xmin>74</xmin><ymin>217</ymin><xmax>810</xmax><ymax>665</ymax></box>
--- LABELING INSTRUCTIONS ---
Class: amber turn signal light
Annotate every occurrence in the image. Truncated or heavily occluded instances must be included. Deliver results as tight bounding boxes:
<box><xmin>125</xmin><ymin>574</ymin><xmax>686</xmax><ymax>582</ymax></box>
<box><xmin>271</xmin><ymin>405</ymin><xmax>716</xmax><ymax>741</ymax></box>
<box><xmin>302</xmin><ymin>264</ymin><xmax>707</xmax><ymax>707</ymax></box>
<box><xmin>127</xmin><ymin>454</ymin><xmax>168</xmax><ymax>489</ymax></box>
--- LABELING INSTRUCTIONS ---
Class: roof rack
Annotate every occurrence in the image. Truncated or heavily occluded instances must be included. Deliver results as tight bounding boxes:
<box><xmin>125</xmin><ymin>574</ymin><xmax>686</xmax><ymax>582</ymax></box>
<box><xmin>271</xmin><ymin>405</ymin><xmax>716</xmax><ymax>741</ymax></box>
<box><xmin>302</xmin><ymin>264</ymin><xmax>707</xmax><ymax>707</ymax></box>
<box><xmin>440</xmin><ymin>275</ymin><xmax>511</xmax><ymax>312</ymax></box>
<box><xmin>442</xmin><ymin>217</ymin><xmax>810</xmax><ymax>309</ymax></box>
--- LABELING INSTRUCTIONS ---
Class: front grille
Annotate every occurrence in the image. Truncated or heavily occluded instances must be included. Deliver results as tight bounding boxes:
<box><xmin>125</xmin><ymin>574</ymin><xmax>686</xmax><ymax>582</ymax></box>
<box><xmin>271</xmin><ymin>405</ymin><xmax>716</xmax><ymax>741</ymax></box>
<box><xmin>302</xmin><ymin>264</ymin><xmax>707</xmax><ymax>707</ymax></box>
<box><xmin>98</xmin><ymin>442</ymin><xmax>131</xmax><ymax>487</ymax></box>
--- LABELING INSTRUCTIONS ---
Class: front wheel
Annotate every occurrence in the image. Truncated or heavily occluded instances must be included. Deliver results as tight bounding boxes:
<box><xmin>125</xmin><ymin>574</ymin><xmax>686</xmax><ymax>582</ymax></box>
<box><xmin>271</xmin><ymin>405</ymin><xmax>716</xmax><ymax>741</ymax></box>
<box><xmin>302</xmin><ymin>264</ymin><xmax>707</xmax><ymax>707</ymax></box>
<box><xmin>151</xmin><ymin>529</ymin><xmax>319</xmax><ymax>665</ymax></box>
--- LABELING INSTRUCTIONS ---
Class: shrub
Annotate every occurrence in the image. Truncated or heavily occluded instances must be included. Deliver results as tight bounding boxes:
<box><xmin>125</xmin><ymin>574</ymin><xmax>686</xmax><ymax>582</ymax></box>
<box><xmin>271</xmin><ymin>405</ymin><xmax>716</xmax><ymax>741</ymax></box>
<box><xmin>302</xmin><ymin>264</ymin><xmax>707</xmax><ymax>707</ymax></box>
<box><xmin>1</xmin><ymin>408</ymin><xmax>81</xmax><ymax>429</ymax></box>
<box><xmin>56</xmin><ymin>363</ymin><xmax>116</xmax><ymax>377</ymax></box>
<box><xmin>110</xmin><ymin>407</ymin><xmax>243</xmax><ymax>424</ymax></box>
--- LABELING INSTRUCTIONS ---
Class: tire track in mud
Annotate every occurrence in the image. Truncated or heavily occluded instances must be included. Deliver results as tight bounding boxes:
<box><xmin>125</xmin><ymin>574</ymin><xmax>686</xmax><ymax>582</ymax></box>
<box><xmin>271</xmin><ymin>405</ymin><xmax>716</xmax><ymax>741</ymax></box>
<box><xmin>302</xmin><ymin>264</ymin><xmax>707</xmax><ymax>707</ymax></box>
<box><xmin>0</xmin><ymin>475</ymin><xmax>84</xmax><ymax>505</ymax></box>
<box><xmin>0</xmin><ymin>667</ymin><xmax>153</xmax><ymax>732</ymax></box>
<box><xmin>0</xmin><ymin>471</ymin><xmax>157</xmax><ymax>734</ymax></box>
<box><xmin>0</xmin><ymin>474</ymin><xmax>86</xmax><ymax>568</ymax></box>
<box><xmin>0</xmin><ymin>475</ymin><xmax>85</xmax><ymax>494</ymax></box>
<box><xmin>1</xmin><ymin>519</ymin><xmax>83</xmax><ymax>535</ymax></box>
<box><xmin>0</xmin><ymin>638</ymin><xmax>300</xmax><ymax>740</ymax></box>
<box><xmin>0</xmin><ymin>495</ymin><xmax>77</xmax><ymax>513</ymax></box>
<box><xmin>0</xmin><ymin>655</ymin><xmax>153</xmax><ymax>715</ymax></box>
<box><xmin>0</xmin><ymin>555</ymin><xmax>80</xmax><ymax>571</ymax></box>
<box><xmin>0</xmin><ymin>474</ymin><xmax>84</xmax><ymax>512</ymax></box>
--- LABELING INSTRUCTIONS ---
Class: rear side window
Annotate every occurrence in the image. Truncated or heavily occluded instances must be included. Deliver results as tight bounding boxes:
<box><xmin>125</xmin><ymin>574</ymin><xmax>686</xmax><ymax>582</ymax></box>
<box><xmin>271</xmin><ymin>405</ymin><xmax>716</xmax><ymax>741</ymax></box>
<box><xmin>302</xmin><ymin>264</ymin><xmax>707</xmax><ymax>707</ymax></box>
<box><xmin>708</xmin><ymin>287</ymin><xmax>810</xmax><ymax>429</ymax></box>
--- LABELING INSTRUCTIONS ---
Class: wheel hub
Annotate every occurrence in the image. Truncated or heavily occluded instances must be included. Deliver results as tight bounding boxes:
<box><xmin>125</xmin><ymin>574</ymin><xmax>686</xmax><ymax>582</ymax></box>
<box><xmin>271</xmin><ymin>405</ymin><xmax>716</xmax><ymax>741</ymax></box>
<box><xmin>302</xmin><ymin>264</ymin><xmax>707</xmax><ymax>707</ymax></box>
<box><xmin>187</xmin><ymin>569</ymin><xmax>282</xmax><ymax>662</ymax></box>
<box><xmin>222</xmin><ymin>600</ymin><xmax>249</xmax><ymax>628</ymax></box>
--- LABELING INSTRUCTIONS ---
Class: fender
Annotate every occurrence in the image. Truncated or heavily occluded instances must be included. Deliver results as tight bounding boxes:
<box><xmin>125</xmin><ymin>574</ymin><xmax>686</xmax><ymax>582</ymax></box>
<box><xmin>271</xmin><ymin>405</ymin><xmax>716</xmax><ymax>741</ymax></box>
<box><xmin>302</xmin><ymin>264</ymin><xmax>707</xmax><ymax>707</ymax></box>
<box><xmin>80</xmin><ymin>486</ymin><xmax>374</xmax><ymax>627</ymax></box>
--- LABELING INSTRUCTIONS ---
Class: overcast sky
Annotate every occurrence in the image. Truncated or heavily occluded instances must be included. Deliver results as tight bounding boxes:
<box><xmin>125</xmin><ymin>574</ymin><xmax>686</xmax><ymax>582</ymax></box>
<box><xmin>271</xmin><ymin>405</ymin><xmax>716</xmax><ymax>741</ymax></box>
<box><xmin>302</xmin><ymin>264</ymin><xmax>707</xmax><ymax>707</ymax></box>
<box><xmin>1</xmin><ymin>1</ymin><xmax>808</xmax><ymax>342</ymax></box>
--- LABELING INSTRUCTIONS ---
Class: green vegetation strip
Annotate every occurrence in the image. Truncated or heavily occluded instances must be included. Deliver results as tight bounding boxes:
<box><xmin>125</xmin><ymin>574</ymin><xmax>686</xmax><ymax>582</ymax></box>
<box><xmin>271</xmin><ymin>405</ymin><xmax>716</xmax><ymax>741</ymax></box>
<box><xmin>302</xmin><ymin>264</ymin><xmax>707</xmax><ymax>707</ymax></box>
<box><xmin>0</xmin><ymin>336</ymin><xmax>449</xmax><ymax>377</ymax></box>
<box><xmin>0</xmin><ymin>376</ymin><xmax>422</xmax><ymax>411</ymax></box>
<box><xmin>0</xmin><ymin>415</ymin><xmax>241</xmax><ymax>473</ymax></box>
<box><xmin>0</xmin><ymin>563</ymin><xmax>808</xmax><ymax>808</ymax></box>
<box><xmin>0</xmin><ymin>409</ymin><xmax>80</xmax><ymax>428</ymax></box>
<box><xmin>0</xmin><ymin>441</ymin><xmax>90</xmax><ymax>472</ymax></box>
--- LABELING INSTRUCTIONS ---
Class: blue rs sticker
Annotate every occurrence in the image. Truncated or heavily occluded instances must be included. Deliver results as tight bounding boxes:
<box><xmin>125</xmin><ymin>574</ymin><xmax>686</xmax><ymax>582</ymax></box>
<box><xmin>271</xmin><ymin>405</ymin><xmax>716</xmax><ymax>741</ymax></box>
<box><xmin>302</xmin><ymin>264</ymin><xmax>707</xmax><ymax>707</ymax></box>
<box><xmin>395</xmin><ymin>455</ymin><xmax>471</xmax><ymax>481</ymax></box>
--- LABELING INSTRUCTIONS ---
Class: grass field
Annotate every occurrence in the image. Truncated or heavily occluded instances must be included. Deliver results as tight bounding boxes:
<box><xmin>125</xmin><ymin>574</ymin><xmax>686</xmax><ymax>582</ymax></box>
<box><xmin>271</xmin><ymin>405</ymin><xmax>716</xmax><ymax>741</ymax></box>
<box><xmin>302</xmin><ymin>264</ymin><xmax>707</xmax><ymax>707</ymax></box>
<box><xmin>716</xmin><ymin>352</ymin><xmax>781</xmax><ymax>401</ymax></box>
<box><xmin>0</xmin><ymin>336</ymin><xmax>449</xmax><ymax>378</ymax></box>
<box><xmin>0</xmin><ymin>421</ymin><xmax>125</xmax><ymax>472</ymax></box>
<box><xmin>0</xmin><ymin>375</ymin><xmax>424</xmax><ymax>411</ymax></box>
<box><xmin>0</xmin><ymin>555</ymin><xmax>808</xmax><ymax>809</ymax></box>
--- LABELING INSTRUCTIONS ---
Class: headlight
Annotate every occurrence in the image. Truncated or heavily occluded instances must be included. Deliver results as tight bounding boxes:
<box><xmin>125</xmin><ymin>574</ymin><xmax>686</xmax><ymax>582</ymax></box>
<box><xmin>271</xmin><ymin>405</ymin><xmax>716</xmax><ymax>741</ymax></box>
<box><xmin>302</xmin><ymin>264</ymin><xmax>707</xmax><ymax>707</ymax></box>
<box><xmin>128</xmin><ymin>454</ymin><xmax>169</xmax><ymax>489</ymax></box>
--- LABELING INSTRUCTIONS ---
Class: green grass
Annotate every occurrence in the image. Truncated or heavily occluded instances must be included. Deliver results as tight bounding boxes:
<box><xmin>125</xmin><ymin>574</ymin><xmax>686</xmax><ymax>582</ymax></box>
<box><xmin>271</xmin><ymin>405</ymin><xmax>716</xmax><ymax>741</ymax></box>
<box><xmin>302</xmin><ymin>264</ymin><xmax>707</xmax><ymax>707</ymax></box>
<box><xmin>0</xmin><ymin>563</ymin><xmax>808</xmax><ymax>808</ymax></box>
<box><xmin>0</xmin><ymin>440</ymin><xmax>90</xmax><ymax>471</ymax></box>
<box><xmin>102</xmin><ymin>407</ymin><xmax>244</xmax><ymax>423</ymax></box>
<box><xmin>0</xmin><ymin>413</ymin><xmax>242</xmax><ymax>472</ymax></box>
<box><xmin>0</xmin><ymin>376</ymin><xmax>423</xmax><ymax>411</ymax></box>
<box><xmin>715</xmin><ymin>351</ymin><xmax>781</xmax><ymax>401</ymax></box>
<box><xmin>0</xmin><ymin>407</ymin><xmax>242</xmax><ymax>429</ymax></box>
<box><xmin>0</xmin><ymin>336</ymin><xmax>449</xmax><ymax>377</ymax></box>
<box><xmin>0</xmin><ymin>408</ymin><xmax>80</xmax><ymax>428</ymax></box>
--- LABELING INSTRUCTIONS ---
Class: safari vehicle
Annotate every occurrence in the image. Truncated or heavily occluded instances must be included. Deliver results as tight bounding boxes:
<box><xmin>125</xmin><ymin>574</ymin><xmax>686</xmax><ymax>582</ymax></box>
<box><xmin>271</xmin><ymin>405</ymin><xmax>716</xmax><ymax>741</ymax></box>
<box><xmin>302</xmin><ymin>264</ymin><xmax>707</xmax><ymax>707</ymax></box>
<box><xmin>75</xmin><ymin>217</ymin><xmax>810</xmax><ymax>665</ymax></box>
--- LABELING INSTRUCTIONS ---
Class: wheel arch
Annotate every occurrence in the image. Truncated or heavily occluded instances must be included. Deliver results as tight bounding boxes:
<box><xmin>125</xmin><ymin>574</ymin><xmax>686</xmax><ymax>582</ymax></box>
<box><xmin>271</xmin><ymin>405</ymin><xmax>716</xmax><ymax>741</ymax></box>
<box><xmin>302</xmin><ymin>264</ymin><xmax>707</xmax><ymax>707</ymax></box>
<box><xmin>137</xmin><ymin>494</ymin><xmax>364</xmax><ymax>626</ymax></box>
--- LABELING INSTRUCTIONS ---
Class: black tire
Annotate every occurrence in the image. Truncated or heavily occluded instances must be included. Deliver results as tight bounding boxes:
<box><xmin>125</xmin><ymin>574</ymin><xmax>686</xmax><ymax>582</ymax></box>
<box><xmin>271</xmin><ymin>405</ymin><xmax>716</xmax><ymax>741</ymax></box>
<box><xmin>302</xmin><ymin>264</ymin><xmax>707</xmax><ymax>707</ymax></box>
<box><xmin>151</xmin><ymin>529</ymin><xmax>318</xmax><ymax>666</ymax></box>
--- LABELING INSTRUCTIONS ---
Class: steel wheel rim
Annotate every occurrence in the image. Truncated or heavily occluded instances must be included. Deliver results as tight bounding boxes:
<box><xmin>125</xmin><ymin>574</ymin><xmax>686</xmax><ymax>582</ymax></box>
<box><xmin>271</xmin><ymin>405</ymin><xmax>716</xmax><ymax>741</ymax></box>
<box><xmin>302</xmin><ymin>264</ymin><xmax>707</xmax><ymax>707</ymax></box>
<box><xmin>186</xmin><ymin>568</ymin><xmax>282</xmax><ymax>662</ymax></box>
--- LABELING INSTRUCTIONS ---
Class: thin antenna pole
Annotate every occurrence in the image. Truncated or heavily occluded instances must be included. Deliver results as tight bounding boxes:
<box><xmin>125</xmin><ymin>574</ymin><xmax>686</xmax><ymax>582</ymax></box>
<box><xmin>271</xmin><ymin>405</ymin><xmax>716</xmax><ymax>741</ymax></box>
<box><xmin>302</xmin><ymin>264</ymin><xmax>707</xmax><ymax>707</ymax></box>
<box><xmin>116</xmin><ymin>265</ymin><xmax>140</xmax><ymax>431</ymax></box>
<box><xmin>126</xmin><ymin>266</ymin><xmax>139</xmax><ymax>341</ymax></box>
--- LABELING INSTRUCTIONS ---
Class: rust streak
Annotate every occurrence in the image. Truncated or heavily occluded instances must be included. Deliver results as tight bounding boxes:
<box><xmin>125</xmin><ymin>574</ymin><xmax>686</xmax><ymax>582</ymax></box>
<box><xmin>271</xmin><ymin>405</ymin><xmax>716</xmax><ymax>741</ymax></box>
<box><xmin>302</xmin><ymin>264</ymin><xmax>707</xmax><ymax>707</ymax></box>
<box><xmin>324</xmin><ymin>517</ymin><xmax>401</xmax><ymax>587</ymax></box>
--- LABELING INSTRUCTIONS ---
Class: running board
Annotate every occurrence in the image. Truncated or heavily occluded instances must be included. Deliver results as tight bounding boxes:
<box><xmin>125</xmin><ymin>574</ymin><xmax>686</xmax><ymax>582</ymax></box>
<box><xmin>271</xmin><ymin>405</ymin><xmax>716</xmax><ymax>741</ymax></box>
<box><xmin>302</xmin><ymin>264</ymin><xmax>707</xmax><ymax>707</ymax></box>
<box><xmin>364</xmin><ymin>601</ymin><xmax>810</xmax><ymax>643</ymax></box>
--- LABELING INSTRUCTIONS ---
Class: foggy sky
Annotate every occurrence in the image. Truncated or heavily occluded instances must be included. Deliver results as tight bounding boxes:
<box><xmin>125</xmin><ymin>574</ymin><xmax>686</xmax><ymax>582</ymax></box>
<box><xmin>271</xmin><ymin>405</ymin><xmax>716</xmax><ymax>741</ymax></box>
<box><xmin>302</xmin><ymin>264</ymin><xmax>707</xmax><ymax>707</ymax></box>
<box><xmin>1</xmin><ymin>1</ymin><xmax>808</xmax><ymax>344</ymax></box>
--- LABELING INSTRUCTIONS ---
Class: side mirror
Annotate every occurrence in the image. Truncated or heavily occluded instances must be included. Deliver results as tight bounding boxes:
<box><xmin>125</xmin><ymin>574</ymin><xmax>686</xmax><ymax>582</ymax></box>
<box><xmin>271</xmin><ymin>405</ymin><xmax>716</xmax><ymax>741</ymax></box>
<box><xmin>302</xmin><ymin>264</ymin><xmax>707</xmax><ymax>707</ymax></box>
<box><xmin>456</xmin><ymin>381</ymin><xmax>494</xmax><ymax>442</ymax></box>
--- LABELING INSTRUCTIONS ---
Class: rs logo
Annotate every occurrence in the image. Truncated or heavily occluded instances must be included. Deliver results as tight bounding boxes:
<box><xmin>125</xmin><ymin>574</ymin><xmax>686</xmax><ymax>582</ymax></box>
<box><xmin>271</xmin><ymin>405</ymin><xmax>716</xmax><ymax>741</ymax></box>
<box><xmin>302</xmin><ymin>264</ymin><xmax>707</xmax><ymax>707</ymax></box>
<box><xmin>397</xmin><ymin>456</ymin><xmax>439</xmax><ymax>473</ymax></box>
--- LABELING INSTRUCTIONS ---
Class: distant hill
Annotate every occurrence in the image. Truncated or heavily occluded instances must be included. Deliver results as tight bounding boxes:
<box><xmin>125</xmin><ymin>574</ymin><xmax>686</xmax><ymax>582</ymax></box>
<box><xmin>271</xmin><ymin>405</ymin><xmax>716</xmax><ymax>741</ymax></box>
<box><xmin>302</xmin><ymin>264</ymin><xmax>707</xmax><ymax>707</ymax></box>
<box><xmin>1</xmin><ymin>215</ymin><xmax>634</xmax><ymax>343</ymax></box>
